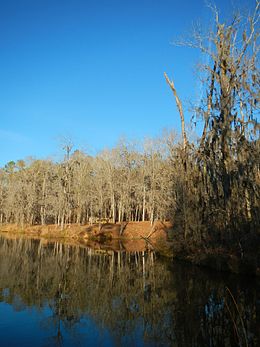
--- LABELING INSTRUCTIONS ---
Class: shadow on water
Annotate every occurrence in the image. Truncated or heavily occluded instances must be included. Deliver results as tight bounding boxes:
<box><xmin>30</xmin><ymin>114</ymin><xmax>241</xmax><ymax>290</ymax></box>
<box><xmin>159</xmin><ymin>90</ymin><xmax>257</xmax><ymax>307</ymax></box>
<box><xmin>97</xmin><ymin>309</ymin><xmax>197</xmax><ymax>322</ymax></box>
<box><xmin>0</xmin><ymin>235</ymin><xmax>259</xmax><ymax>346</ymax></box>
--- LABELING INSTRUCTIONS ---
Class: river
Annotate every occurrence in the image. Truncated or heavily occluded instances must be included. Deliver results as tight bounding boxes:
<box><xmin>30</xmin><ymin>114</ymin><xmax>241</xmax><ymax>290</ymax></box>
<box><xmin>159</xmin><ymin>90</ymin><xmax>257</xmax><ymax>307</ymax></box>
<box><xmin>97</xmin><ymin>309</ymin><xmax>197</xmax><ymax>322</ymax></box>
<box><xmin>0</xmin><ymin>235</ymin><xmax>259</xmax><ymax>346</ymax></box>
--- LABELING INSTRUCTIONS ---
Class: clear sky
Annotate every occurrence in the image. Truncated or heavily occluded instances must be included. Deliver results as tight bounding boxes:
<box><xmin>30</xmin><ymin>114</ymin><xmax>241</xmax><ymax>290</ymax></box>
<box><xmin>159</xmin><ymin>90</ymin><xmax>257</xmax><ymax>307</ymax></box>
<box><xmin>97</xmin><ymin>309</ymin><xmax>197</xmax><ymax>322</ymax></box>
<box><xmin>0</xmin><ymin>0</ymin><xmax>256</xmax><ymax>166</ymax></box>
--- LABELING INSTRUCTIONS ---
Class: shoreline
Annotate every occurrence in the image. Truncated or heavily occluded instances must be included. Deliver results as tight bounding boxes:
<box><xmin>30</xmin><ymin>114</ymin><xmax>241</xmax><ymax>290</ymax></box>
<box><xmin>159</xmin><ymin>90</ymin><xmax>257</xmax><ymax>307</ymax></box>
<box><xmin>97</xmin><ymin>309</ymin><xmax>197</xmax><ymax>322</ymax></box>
<box><xmin>1</xmin><ymin>222</ymin><xmax>259</xmax><ymax>277</ymax></box>
<box><xmin>0</xmin><ymin>221</ymin><xmax>173</xmax><ymax>255</ymax></box>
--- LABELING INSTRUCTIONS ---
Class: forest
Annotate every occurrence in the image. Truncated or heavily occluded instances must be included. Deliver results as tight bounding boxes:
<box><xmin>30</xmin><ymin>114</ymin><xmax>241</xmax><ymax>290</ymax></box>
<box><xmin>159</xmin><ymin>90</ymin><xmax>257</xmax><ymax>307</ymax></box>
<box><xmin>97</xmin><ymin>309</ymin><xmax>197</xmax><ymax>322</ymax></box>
<box><xmin>0</xmin><ymin>134</ymin><xmax>175</xmax><ymax>227</ymax></box>
<box><xmin>0</xmin><ymin>4</ymin><xmax>259</xmax><ymax>252</ymax></box>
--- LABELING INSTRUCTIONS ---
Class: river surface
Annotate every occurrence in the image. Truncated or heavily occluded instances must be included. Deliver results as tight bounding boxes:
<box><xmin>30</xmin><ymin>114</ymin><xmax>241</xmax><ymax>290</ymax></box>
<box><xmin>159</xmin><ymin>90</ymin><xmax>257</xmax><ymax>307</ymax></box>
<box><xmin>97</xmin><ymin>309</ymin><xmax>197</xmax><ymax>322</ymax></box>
<box><xmin>0</xmin><ymin>235</ymin><xmax>259</xmax><ymax>347</ymax></box>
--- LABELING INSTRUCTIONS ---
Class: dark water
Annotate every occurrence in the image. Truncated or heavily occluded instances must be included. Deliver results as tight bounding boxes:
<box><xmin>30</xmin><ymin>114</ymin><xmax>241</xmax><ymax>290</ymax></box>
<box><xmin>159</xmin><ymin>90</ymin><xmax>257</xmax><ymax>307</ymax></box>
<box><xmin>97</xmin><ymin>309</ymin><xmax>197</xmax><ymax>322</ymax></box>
<box><xmin>0</xmin><ymin>236</ymin><xmax>259</xmax><ymax>347</ymax></box>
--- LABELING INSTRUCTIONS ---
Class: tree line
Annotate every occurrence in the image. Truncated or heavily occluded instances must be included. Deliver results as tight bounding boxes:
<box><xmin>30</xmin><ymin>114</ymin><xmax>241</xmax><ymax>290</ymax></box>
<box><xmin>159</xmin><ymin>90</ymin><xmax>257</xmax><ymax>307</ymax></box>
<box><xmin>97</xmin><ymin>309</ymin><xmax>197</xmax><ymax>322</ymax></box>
<box><xmin>0</xmin><ymin>134</ymin><xmax>176</xmax><ymax>228</ymax></box>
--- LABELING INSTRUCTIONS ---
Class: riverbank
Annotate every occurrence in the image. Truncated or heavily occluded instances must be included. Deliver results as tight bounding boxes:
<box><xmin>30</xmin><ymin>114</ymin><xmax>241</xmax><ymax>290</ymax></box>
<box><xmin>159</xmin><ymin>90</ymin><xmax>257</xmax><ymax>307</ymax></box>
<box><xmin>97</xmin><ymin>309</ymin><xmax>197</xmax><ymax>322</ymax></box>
<box><xmin>0</xmin><ymin>221</ymin><xmax>173</xmax><ymax>254</ymax></box>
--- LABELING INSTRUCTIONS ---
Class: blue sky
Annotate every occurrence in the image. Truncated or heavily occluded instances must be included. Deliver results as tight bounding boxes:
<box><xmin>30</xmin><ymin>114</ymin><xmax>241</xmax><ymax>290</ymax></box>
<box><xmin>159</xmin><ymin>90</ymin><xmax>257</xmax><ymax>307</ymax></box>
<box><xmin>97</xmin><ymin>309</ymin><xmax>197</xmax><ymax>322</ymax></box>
<box><xmin>0</xmin><ymin>0</ymin><xmax>256</xmax><ymax>165</ymax></box>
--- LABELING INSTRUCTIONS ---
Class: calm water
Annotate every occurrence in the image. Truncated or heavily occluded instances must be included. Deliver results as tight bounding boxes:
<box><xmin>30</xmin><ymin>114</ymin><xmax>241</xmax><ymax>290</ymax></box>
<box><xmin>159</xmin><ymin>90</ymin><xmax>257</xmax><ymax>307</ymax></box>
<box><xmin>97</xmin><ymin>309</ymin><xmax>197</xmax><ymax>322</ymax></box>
<box><xmin>0</xmin><ymin>236</ymin><xmax>259</xmax><ymax>347</ymax></box>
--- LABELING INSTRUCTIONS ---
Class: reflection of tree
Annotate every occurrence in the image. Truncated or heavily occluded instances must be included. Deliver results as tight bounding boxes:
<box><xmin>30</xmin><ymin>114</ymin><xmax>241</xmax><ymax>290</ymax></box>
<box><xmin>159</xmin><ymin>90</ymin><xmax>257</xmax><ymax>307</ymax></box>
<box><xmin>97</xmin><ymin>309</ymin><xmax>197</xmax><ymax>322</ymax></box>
<box><xmin>167</xmin><ymin>262</ymin><xmax>259</xmax><ymax>347</ymax></box>
<box><xmin>43</xmin><ymin>259</ymin><xmax>73</xmax><ymax>347</ymax></box>
<box><xmin>0</xmin><ymin>236</ymin><xmax>259</xmax><ymax>346</ymax></box>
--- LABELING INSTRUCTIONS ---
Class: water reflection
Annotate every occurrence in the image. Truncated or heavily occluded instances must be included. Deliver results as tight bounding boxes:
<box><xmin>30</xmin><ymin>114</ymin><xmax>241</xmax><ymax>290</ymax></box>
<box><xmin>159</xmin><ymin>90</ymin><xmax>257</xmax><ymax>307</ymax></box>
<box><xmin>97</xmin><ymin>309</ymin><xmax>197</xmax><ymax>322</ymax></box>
<box><xmin>0</xmin><ymin>236</ymin><xmax>259</xmax><ymax>347</ymax></box>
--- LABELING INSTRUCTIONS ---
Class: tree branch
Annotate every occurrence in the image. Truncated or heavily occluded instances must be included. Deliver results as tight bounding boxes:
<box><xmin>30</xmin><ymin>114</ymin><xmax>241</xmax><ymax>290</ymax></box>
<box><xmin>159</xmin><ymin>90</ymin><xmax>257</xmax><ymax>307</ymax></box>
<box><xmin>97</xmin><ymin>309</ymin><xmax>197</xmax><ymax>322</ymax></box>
<box><xmin>164</xmin><ymin>72</ymin><xmax>187</xmax><ymax>151</ymax></box>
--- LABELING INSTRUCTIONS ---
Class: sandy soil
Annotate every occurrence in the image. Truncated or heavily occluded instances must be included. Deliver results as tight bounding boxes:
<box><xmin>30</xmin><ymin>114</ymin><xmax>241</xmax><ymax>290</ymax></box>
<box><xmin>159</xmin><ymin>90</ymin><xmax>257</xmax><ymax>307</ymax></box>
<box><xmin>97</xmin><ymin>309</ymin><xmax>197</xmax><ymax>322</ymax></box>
<box><xmin>0</xmin><ymin>221</ymin><xmax>174</xmax><ymax>254</ymax></box>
